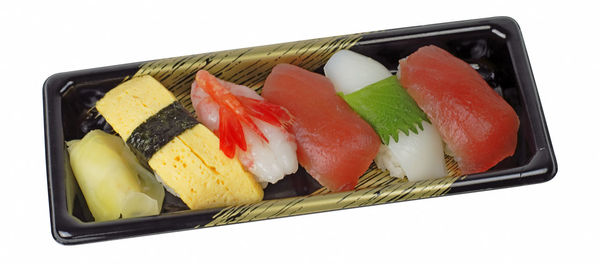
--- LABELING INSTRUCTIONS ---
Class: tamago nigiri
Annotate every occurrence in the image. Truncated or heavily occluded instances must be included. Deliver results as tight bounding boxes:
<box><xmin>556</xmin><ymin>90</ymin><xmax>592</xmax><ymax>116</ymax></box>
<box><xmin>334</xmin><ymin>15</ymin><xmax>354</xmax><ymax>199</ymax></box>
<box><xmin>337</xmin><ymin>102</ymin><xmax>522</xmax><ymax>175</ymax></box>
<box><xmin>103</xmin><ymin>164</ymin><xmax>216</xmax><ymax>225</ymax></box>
<box><xmin>324</xmin><ymin>50</ymin><xmax>447</xmax><ymax>181</ymax></box>
<box><xmin>191</xmin><ymin>70</ymin><xmax>298</xmax><ymax>186</ymax></box>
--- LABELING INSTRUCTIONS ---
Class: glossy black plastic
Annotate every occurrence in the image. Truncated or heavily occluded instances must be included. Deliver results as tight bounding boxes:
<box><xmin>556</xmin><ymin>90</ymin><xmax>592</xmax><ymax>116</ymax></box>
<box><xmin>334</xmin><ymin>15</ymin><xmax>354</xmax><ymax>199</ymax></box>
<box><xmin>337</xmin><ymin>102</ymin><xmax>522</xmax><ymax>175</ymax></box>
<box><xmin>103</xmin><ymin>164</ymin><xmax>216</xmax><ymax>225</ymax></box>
<box><xmin>43</xmin><ymin>17</ymin><xmax>556</xmax><ymax>244</ymax></box>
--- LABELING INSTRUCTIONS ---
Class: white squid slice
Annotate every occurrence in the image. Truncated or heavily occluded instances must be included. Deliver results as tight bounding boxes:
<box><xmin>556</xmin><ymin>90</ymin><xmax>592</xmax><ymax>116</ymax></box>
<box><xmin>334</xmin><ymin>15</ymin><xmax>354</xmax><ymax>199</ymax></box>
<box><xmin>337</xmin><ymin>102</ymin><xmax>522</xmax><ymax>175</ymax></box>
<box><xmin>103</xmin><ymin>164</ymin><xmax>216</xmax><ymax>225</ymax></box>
<box><xmin>325</xmin><ymin>50</ymin><xmax>447</xmax><ymax>181</ymax></box>
<box><xmin>324</xmin><ymin>49</ymin><xmax>392</xmax><ymax>95</ymax></box>
<box><xmin>384</xmin><ymin>122</ymin><xmax>447</xmax><ymax>181</ymax></box>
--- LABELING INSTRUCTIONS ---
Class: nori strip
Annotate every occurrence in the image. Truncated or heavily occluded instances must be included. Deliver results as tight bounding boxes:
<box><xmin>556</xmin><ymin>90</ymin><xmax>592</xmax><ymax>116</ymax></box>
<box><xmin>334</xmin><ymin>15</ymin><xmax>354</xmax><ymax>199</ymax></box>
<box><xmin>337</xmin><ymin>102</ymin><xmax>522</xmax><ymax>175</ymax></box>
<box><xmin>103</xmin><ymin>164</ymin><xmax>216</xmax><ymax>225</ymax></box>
<box><xmin>126</xmin><ymin>102</ymin><xmax>198</xmax><ymax>161</ymax></box>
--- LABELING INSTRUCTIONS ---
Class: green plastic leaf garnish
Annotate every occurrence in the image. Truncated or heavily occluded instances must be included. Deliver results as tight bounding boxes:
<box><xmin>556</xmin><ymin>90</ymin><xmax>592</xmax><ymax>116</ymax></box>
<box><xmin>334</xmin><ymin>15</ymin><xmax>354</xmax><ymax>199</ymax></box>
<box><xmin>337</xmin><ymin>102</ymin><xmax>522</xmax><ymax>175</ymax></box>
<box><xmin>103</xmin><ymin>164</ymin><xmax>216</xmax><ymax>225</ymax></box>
<box><xmin>342</xmin><ymin>76</ymin><xmax>429</xmax><ymax>145</ymax></box>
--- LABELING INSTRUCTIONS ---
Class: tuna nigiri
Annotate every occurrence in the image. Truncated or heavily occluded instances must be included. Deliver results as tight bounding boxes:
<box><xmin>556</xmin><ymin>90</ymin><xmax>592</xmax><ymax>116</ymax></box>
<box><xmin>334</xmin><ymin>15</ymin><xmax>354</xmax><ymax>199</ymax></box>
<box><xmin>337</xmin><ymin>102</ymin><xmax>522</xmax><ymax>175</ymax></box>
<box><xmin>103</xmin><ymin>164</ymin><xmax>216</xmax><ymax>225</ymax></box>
<box><xmin>262</xmin><ymin>64</ymin><xmax>380</xmax><ymax>192</ymax></box>
<box><xmin>399</xmin><ymin>45</ymin><xmax>519</xmax><ymax>174</ymax></box>
<box><xmin>191</xmin><ymin>70</ymin><xmax>298</xmax><ymax>186</ymax></box>
<box><xmin>324</xmin><ymin>50</ymin><xmax>447</xmax><ymax>181</ymax></box>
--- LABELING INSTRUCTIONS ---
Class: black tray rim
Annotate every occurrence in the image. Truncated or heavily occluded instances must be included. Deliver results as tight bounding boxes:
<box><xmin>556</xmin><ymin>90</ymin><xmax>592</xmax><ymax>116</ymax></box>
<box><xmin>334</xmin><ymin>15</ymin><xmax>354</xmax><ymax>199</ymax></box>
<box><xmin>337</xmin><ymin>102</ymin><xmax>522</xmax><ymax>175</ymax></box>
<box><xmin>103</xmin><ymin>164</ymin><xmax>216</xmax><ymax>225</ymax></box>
<box><xmin>43</xmin><ymin>16</ymin><xmax>557</xmax><ymax>245</ymax></box>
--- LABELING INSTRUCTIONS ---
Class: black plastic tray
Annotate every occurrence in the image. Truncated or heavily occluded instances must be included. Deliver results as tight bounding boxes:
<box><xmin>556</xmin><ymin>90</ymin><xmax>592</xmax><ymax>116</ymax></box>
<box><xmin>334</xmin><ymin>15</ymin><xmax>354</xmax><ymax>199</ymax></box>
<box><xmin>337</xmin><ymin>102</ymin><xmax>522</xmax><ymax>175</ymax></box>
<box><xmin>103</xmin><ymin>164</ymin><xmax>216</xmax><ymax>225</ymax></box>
<box><xmin>43</xmin><ymin>16</ymin><xmax>556</xmax><ymax>244</ymax></box>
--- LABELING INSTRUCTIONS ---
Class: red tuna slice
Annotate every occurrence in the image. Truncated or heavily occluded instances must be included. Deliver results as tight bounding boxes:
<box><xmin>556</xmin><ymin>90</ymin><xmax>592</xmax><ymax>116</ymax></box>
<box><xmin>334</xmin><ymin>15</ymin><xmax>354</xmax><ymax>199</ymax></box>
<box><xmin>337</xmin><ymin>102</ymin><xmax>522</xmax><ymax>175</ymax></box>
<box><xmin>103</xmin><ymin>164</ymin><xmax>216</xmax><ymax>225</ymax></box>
<box><xmin>262</xmin><ymin>64</ymin><xmax>380</xmax><ymax>192</ymax></box>
<box><xmin>399</xmin><ymin>45</ymin><xmax>519</xmax><ymax>174</ymax></box>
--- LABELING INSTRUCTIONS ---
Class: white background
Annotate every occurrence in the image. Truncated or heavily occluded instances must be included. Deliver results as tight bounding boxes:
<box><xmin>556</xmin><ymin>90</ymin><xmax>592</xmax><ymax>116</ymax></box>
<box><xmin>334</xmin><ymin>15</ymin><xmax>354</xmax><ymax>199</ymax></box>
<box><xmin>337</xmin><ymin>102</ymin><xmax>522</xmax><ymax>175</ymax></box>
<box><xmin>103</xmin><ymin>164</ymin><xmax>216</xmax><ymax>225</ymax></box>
<box><xmin>1</xmin><ymin>0</ymin><xmax>598</xmax><ymax>263</ymax></box>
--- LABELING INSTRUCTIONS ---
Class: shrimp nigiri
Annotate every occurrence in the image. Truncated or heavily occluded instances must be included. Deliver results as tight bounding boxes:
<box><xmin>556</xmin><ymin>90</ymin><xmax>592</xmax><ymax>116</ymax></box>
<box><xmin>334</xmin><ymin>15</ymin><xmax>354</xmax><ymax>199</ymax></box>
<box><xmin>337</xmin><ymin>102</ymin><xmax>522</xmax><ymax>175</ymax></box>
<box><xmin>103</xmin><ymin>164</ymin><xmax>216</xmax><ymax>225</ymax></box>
<box><xmin>191</xmin><ymin>70</ymin><xmax>298</xmax><ymax>186</ymax></box>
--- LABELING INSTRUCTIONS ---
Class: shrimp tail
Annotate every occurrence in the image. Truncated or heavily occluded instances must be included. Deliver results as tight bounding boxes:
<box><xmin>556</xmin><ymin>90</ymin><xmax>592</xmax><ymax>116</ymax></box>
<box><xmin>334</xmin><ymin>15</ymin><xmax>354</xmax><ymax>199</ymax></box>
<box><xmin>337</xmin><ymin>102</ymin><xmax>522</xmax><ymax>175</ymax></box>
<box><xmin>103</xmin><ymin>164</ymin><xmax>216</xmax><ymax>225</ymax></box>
<box><xmin>218</xmin><ymin>107</ymin><xmax>246</xmax><ymax>158</ymax></box>
<box><xmin>238</xmin><ymin>96</ymin><xmax>294</xmax><ymax>129</ymax></box>
<box><xmin>237</xmin><ymin>110</ymin><xmax>269</xmax><ymax>143</ymax></box>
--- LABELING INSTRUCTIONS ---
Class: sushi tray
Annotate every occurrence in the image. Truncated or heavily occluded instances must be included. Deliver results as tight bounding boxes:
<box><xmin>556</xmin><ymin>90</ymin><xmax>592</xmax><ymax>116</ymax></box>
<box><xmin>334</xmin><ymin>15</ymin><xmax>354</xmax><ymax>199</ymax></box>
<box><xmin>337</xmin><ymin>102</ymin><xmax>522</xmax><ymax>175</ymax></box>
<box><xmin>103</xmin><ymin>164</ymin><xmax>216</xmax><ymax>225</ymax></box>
<box><xmin>43</xmin><ymin>16</ymin><xmax>556</xmax><ymax>244</ymax></box>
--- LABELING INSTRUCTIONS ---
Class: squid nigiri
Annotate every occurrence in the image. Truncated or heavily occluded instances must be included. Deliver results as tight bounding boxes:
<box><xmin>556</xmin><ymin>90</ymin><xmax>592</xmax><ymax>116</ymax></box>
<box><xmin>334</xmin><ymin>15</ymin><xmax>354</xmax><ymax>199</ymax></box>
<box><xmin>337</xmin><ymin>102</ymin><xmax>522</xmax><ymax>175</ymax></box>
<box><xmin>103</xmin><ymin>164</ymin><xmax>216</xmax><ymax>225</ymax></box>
<box><xmin>324</xmin><ymin>50</ymin><xmax>447</xmax><ymax>181</ymax></box>
<box><xmin>191</xmin><ymin>70</ymin><xmax>298</xmax><ymax>186</ymax></box>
